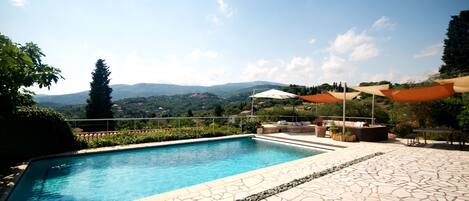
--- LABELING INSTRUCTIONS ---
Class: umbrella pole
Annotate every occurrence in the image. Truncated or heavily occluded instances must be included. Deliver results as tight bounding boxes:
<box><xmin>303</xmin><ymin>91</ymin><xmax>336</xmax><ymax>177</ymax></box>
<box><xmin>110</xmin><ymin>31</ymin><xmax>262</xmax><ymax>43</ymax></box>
<box><xmin>342</xmin><ymin>82</ymin><xmax>346</xmax><ymax>134</ymax></box>
<box><xmin>371</xmin><ymin>94</ymin><xmax>375</xmax><ymax>126</ymax></box>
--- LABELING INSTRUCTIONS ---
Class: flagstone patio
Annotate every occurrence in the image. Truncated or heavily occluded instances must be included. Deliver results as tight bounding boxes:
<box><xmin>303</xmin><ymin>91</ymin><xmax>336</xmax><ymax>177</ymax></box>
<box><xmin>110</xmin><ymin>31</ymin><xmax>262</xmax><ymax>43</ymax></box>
<box><xmin>264</xmin><ymin>144</ymin><xmax>469</xmax><ymax>201</ymax></box>
<box><xmin>139</xmin><ymin>133</ymin><xmax>469</xmax><ymax>201</ymax></box>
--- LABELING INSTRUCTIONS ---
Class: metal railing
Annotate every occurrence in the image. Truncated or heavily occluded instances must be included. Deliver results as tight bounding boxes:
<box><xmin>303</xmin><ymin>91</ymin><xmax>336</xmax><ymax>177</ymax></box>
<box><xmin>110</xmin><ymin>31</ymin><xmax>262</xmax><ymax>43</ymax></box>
<box><xmin>66</xmin><ymin>115</ymin><xmax>375</xmax><ymax>141</ymax></box>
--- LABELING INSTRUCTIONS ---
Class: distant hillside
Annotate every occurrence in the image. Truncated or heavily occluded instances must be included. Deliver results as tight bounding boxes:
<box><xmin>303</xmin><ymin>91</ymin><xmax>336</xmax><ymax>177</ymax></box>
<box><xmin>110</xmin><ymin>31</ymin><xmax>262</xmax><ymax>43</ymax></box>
<box><xmin>48</xmin><ymin>93</ymin><xmax>229</xmax><ymax>118</ymax></box>
<box><xmin>35</xmin><ymin>81</ymin><xmax>284</xmax><ymax>105</ymax></box>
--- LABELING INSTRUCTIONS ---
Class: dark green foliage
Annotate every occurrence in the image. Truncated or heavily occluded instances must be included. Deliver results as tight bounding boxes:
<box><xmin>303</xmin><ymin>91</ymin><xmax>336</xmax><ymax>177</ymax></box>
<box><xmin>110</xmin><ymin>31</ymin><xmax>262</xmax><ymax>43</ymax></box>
<box><xmin>214</xmin><ymin>105</ymin><xmax>224</xmax><ymax>116</ymax></box>
<box><xmin>429</xmin><ymin>97</ymin><xmax>464</xmax><ymax>128</ymax></box>
<box><xmin>0</xmin><ymin>108</ymin><xmax>81</xmax><ymax>165</ymax></box>
<box><xmin>241</xmin><ymin>120</ymin><xmax>258</xmax><ymax>133</ymax></box>
<box><xmin>85</xmin><ymin>59</ymin><xmax>114</xmax><ymax>130</ymax></box>
<box><xmin>187</xmin><ymin>109</ymin><xmax>193</xmax><ymax>117</ymax></box>
<box><xmin>224</xmin><ymin>101</ymin><xmax>249</xmax><ymax>115</ymax></box>
<box><xmin>0</xmin><ymin>34</ymin><xmax>62</xmax><ymax>117</ymax></box>
<box><xmin>84</xmin><ymin>126</ymin><xmax>240</xmax><ymax>148</ymax></box>
<box><xmin>391</xmin><ymin>123</ymin><xmax>414</xmax><ymax>137</ymax></box>
<box><xmin>458</xmin><ymin>106</ymin><xmax>469</xmax><ymax>132</ymax></box>
<box><xmin>115</xmin><ymin>93</ymin><xmax>225</xmax><ymax>117</ymax></box>
<box><xmin>281</xmin><ymin>83</ymin><xmax>351</xmax><ymax>96</ymax></box>
<box><xmin>440</xmin><ymin>10</ymin><xmax>469</xmax><ymax>77</ymax></box>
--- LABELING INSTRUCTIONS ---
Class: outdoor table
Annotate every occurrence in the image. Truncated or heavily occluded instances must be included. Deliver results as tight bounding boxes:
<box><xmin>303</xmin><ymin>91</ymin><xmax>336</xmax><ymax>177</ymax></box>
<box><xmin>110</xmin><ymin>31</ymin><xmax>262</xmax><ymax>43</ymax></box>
<box><xmin>413</xmin><ymin>128</ymin><xmax>453</xmax><ymax>144</ymax></box>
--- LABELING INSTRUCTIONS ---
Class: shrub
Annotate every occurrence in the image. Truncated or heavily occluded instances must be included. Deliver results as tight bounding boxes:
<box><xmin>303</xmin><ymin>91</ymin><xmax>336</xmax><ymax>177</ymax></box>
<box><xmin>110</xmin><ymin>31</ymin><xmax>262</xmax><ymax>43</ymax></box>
<box><xmin>241</xmin><ymin>120</ymin><xmax>257</xmax><ymax>133</ymax></box>
<box><xmin>337</xmin><ymin>131</ymin><xmax>353</xmax><ymax>136</ymax></box>
<box><xmin>0</xmin><ymin>107</ymin><xmax>80</xmax><ymax>165</ymax></box>
<box><xmin>458</xmin><ymin>106</ymin><xmax>469</xmax><ymax>132</ymax></box>
<box><xmin>391</xmin><ymin>123</ymin><xmax>414</xmax><ymax>137</ymax></box>
<box><xmin>84</xmin><ymin>126</ymin><xmax>241</xmax><ymax>148</ymax></box>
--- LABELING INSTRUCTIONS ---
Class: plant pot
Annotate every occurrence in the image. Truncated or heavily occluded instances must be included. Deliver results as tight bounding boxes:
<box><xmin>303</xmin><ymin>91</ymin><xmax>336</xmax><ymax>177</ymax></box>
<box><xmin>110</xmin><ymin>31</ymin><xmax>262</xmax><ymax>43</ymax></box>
<box><xmin>315</xmin><ymin>126</ymin><xmax>326</xmax><ymax>137</ymax></box>
<box><xmin>256</xmin><ymin>127</ymin><xmax>263</xmax><ymax>134</ymax></box>
<box><xmin>332</xmin><ymin>134</ymin><xmax>357</xmax><ymax>142</ymax></box>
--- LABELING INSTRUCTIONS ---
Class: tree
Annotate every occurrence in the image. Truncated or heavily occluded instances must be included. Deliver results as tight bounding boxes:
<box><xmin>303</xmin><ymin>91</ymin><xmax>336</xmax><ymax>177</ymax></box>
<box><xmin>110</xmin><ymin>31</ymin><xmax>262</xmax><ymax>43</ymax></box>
<box><xmin>0</xmin><ymin>34</ymin><xmax>62</xmax><ymax>117</ymax></box>
<box><xmin>85</xmin><ymin>59</ymin><xmax>114</xmax><ymax>131</ymax></box>
<box><xmin>214</xmin><ymin>105</ymin><xmax>224</xmax><ymax>116</ymax></box>
<box><xmin>187</xmin><ymin>109</ymin><xmax>193</xmax><ymax>117</ymax></box>
<box><xmin>440</xmin><ymin>10</ymin><xmax>469</xmax><ymax>77</ymax></box>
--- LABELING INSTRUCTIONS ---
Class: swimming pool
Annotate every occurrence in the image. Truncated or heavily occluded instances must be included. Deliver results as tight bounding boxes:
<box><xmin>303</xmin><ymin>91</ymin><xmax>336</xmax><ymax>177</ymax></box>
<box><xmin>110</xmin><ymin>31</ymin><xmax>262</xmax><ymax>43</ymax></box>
<box><xmin>8</xmin><ymin>136</ymin><xmax>322</xmax><ymax>201</ymax></box>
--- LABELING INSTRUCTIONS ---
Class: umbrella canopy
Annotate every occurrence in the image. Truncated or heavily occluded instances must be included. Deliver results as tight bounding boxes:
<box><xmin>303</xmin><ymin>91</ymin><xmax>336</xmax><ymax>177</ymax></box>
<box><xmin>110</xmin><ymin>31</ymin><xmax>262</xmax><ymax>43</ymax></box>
<box><xmin>351</xmin><ymin>84</ymin><xmax>390</xmax><ymax>96</ymax></box>
<box><xmin>250</xmin><ymin>89</ymin><xmax>298</xmax><ymax>99</ymax></box>
<box><xmin>380</xmin><ymin>83</ymin><xmax>455</xmax><ymax>102</ymax></box>
<box><xmin>328</xmin><ymin>92</ymin><xmax>361</xmax><ymax>100</ymax></box>
<box><xmin>299</xmin><ymin>93</ymin><xmax>341</xmax><ymax>103</ymax></box>
<box><xmin>436</xmin><ymin>75</ymin><xmax>469</xmax><ymax>93</ymax></box>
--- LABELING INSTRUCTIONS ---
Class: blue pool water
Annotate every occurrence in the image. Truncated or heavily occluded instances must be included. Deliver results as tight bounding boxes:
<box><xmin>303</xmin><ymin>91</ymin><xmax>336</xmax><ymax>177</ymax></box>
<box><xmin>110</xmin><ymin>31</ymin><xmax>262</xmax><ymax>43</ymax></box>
<box><xmin>8</xmin><ymin>137</ymin><xmax>322</xmax><ymax>201</ymax></box>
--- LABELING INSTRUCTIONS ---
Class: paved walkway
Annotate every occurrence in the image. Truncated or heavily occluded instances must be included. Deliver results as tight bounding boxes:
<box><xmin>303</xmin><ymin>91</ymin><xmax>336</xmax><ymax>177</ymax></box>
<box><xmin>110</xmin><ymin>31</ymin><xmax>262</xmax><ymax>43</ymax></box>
<box><xmin>265</xmin><ymin>146</ymin><xmax>469</xmax><ymax>201</ymax></box>
<box><xmin>139</xmin><ymin>135</ymin><xmax>401</xmax><ymax>201</ymax></box>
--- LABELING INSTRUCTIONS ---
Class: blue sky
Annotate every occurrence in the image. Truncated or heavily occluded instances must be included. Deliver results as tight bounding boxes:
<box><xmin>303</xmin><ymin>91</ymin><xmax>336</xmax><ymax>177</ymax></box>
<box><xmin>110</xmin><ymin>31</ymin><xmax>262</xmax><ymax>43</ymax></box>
<box><xmin>1</xmin><ymin>0</ymin><xmax>468</xmax><ymax>95</ymax></box>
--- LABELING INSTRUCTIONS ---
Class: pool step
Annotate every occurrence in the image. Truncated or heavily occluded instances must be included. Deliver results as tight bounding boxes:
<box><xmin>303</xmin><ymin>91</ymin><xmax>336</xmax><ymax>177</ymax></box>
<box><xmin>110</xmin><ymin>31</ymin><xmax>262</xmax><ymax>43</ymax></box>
<box><xmin>258</xmin><ymin>135</ymin><xmax>347</xmax><ymax>148</ymax></box>
<box><xmin>254</xmin><ymin>136</ymin><xmax>338</xmax><ymax>151</ymax></box>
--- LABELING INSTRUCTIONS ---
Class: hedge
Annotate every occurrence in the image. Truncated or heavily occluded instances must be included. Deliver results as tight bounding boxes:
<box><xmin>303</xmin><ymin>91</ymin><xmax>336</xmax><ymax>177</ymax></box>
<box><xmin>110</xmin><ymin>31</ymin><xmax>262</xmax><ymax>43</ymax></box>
<box><xmin>0</xmin><ymin>107</ymin><xmax>82</xmax><ymax>166</ymax></box>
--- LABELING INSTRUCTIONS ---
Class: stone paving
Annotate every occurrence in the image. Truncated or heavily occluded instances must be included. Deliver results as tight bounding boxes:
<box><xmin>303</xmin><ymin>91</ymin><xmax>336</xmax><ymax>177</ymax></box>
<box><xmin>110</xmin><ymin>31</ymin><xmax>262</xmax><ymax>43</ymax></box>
<box><xmin>139</xmin><ymin>138</ymin><xmax>401</xmax><ymax>201</ymax></box>
<box><xmin>265</xmin><ymin>146</ymin><xmax>469</xmax><ymax>201</ymax></box>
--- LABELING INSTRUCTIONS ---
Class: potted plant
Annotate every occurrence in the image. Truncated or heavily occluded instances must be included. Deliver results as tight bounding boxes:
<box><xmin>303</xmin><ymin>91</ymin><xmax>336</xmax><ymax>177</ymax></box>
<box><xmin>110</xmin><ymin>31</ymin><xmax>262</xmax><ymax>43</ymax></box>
<box><xmin>328</xmin><ymin>121</ymin><xmax>339</xmax><ymax>136</ymax></box>
<box><xmin>313</xmin><ymin>117</ymin><xmax>326</xmax><ymax>137</ymax></box>
<box><xmin>256</xmin><ymin>121</ymin><xmax>264</xmax><ymax>134</ymax></box>
<box><xmin>332</xmin><ymin>131</ymin><xmax>357</xmax><ymax>142</ymax></box>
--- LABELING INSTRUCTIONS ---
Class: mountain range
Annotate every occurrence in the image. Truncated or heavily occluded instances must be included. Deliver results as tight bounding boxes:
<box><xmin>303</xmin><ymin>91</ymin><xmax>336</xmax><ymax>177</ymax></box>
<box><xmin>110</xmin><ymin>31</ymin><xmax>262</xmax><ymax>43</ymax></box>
<box><xmin>35</xmin><ymin>81</ymin><xmax>284</xmax><ymax>106</ymax></box>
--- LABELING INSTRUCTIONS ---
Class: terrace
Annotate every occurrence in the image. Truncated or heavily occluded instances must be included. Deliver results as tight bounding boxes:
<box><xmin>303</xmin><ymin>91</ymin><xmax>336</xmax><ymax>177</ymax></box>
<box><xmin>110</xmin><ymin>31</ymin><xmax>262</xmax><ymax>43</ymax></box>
<box><xmin>2</xmin><ymin>115</ymin><xmax>469</xmax><ymax>201</ymax></box>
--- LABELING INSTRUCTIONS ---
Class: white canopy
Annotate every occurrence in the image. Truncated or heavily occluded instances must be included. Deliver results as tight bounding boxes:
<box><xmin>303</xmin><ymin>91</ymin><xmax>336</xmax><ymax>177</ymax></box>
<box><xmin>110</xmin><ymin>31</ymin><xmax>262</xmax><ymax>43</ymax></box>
<box><xmin>328</xmin><ymin>91</ymin><xmax>361</xmax><ymax>100</ymax></box>
<box><xmin>250</xmin><ymin>89</ymin><xmax>298</xmax><ymax>99</ymax></box>
<box><xmin>436</xmin><ymin>75</ymin><xmax>469</xmax><ymax>93</ymax></box>
<box><xmin>351</xmin><ymin>84</ymin><xmax>390</xmax><ymax>96</ymax></box>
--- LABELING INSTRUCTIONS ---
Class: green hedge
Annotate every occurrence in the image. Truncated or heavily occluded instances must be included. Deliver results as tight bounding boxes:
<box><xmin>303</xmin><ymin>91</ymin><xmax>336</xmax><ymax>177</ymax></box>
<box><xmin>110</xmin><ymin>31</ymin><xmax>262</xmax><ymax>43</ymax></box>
<box><xmin>0</xmin><ymin>107</ymin><xmax>81</xmax><ymax>166</ymax></box>
<box><xmin>85</xmin><ymin>125</ymin><xmax>241</xmax><ymax>148</ymax></box>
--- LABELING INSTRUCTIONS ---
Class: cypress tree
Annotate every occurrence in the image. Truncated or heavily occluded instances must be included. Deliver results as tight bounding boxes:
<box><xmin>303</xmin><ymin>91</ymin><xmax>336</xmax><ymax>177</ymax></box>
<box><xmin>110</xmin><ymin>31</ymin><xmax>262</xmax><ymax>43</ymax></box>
<box><xmin>85</xmin><ymin>59</ymin><xmax>114</xmax><ymax>131</ymax></box>
<box><xmin>440</xmin><ymin>10</ymin><xmax>469</xmax><ymax>77</ymax></box>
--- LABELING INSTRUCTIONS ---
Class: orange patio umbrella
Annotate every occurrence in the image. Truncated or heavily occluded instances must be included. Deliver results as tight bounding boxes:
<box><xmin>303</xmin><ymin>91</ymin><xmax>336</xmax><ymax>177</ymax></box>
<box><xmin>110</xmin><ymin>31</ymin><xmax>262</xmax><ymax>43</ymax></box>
<box><xmin>380</xmin><ymin>83</ymin><xmax>455</xmax><ymax>102</ymax></box>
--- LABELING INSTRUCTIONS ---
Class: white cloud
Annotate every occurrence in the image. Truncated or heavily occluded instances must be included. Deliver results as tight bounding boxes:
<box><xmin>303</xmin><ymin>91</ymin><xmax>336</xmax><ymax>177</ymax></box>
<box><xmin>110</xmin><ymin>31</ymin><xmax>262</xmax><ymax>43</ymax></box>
<box><xmin>328</xmin><ymin>30</ymin><xmax>374</xmax><ymax>54</ymax></box>
<box><xmin>211</xmin><ymin>0</ymin><xmax>234</xmax><ymax>25</ymax></box>
<box><xmin>217</xmin><ymin>0</ymin><xmax>234</xmax><ymax>18</ymax></box>
<box><xmin>315</xmin><ymin>27</ymin><xmax>382</xmax><ymax>83</ymax></box>
<box><xmin>211</xmin><ymin>16</ymin><xmax>222</xmax><ymax>25</ymax></box>
<box><xmin>319</xmin><ymin>55</ymin><xmax>359</xmax><ymax>83</ymax></box>
<box><xmin>91</xmin><ymin>50</ymin><xmax>228</xmax><ymax>87</ymax></box>
<box><xmin>10</xmin><ymin>0</ymin><xmax>27</xmax><ymax>7</ymax></box>
<box><xmin>349</xmin><ymin>43</ymin><xmax>379</xmax><ymax>61</ymax></box>
<box><xmin>372</xmin><ymin>16</ymin><xmax>396</xmax><ymax>31</ymax></box>
<box><xmin>414</xmin><ymin>43</ymin><xmax>444</xmax><ymax>58</ymax></box>
<box><xmin>327</xmin><ymin>29</ymin><xmax>379</xmax><ymax>62</ymax></box>
<box><xmin>189</xmin><ymin>49</ymin><xmax>219</xmax><ymax>61</ymax></box>
<box><xmin>321</xmin><ymin>55</ymin><xmax>347</xmax><ymax>75</ymax></box>
<box><xmin>241</xmin><ymin>57</ymin><xmax>317</xmax><ymax>85</ymax></box>
<box><xmin>308</xmin><ymin>37</ymin><xmax>316</xmax><ymax>45</ymax></box>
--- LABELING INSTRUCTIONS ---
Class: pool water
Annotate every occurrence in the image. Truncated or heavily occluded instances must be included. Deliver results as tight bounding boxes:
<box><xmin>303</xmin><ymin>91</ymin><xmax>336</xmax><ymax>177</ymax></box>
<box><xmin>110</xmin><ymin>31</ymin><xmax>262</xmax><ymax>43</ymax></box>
<box><xmin>8</xmin><ymin>137</ymin><xmax>322</xmax><ymax>201</ymax></box>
